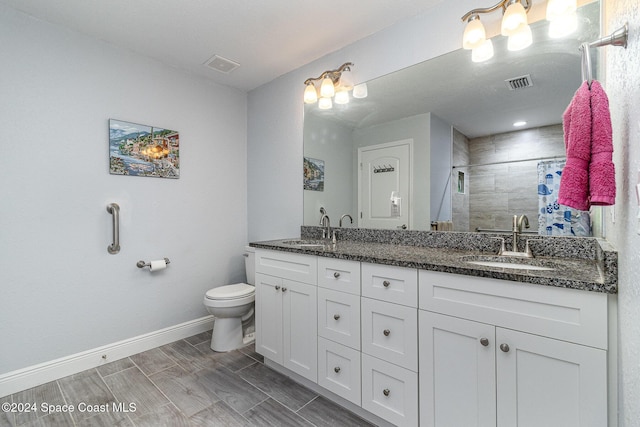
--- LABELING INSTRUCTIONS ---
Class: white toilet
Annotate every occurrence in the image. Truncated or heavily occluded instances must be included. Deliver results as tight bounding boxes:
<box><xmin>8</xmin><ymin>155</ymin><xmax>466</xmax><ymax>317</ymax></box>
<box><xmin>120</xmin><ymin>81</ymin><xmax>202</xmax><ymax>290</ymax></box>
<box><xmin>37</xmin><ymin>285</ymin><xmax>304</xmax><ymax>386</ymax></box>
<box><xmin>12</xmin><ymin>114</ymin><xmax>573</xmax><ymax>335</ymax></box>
<box><xmin>203</xmin><ymin>246</ymin><xmax>255</xmax><ymax>352</ymax></box>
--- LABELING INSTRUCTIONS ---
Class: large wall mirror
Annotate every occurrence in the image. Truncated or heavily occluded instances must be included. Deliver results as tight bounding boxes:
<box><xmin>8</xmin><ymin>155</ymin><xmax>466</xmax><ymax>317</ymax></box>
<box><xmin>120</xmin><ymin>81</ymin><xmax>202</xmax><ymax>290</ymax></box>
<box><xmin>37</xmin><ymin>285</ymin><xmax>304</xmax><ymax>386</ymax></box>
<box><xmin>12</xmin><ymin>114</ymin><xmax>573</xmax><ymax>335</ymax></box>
<box><xmin>303</xmin><ymin>1</ymin><xmax>601</xmax><ymax>236</ymax></box>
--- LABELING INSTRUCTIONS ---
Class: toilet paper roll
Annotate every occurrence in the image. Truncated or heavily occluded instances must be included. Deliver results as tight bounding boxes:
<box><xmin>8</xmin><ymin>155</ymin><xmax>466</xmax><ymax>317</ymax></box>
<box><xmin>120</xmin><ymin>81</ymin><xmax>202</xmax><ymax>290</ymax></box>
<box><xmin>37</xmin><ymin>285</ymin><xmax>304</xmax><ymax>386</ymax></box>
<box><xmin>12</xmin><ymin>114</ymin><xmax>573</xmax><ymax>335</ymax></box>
<box><xmin>149</xmin><ymin>259</ymin><xmax>167</xmax><ymax>272</ymax></box>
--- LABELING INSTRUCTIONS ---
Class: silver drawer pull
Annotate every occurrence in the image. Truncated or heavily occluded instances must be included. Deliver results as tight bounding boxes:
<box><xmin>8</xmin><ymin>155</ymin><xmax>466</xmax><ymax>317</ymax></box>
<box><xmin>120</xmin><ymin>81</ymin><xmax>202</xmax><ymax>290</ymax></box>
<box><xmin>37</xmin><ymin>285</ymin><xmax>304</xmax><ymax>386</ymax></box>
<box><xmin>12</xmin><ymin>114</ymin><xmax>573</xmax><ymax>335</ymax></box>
<box><xmin>334</xmin><ymin>366</ymin><xmax>341</xmax><ymax>373</ymax></box>
<box><xmin>480</xmin><ymin>337</ymin><xmax>489</xmax><ymax>347</ymax></box>
<box><xmin>383</xmin><ymin>329</ymin><xmax>391</xmax><ymax>337</ymax></box>
<box><xmin>334</xmin><ymin>314</ymin><xmax>341</xmax><ymax>320</ymax></box>
<box><xmin>383</xmin><ymin>388</ymin><xmax>390</xmax><ymax>397</ymax></box>
<box><xmin>500</xmin><ymin>343</ymin><xmax>510</xmax><ymax>353</ymax></box>
<box><xmin>275</xmin><ymin>285</ymin><xmax>281</xmax><ymax>291</ymax></box>
<box><xmin>383</xmin><ymin>280</ymin><xmax>391</xmax><ymax>288</ymax></box>
<box><xmin>334</xmin><ymin>272</ymin><xmax>341</xmax><ymax>278</ymax></box>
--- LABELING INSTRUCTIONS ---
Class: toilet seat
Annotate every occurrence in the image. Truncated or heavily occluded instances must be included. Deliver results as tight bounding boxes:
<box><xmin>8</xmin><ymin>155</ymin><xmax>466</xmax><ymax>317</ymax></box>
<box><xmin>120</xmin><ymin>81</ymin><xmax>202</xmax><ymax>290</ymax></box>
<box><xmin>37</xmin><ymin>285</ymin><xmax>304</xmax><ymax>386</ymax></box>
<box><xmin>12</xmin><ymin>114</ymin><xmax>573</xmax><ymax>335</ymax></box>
<box><xmin>205</xmin><ymin>283</ymin><xmax>254</xmax><ymax>300</ymax></box>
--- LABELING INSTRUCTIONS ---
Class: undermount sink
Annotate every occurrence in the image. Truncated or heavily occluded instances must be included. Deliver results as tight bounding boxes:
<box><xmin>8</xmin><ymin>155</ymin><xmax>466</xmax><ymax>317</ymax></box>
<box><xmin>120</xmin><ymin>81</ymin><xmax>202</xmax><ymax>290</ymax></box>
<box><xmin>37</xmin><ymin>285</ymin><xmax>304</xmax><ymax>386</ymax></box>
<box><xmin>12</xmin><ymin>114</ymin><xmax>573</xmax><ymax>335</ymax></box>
<box><xmin>461</xmin><ymin>255</ymin><xmax>558</xmax><ymax>271</ymax></box>
<box><xmin>280</xmin><ymin>239</ymin><xmax>328</xmax><ymax>248</ymax></box>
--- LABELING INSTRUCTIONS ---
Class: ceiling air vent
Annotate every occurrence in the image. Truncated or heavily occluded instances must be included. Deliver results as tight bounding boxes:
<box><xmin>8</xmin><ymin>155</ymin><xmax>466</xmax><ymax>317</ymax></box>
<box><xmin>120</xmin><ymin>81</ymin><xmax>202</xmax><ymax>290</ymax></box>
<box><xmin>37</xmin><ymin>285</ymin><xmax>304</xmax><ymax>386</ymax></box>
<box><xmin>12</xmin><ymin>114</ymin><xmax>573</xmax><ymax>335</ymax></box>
<box><xmin>204</xmin><ymin>55</ymin><xmax>240</xmax><ymax>74</ymax></box>
<box><xmin>505</xmin><ymin>74</ymin><xmax>533</xmax><ymax>90</ymax></box>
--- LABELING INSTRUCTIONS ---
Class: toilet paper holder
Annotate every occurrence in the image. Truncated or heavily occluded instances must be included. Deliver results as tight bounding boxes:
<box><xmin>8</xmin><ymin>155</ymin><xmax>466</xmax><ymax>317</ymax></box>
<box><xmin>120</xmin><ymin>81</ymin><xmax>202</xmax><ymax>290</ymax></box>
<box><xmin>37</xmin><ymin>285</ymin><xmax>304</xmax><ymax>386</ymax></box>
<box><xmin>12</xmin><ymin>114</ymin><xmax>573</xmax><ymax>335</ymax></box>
<box><xmin>137</xmin><ymin>258</ymin><xmax>171</xmax><ymax>269</ymax></box>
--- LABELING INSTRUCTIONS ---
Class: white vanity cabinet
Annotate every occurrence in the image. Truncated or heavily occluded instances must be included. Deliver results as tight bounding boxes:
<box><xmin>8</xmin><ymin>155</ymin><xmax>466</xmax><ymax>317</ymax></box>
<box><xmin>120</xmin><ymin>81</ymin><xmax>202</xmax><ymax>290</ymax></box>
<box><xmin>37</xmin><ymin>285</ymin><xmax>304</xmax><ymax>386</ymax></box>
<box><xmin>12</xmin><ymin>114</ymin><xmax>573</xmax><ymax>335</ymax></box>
<box><xmin>255</xmin><ymin>250</ymin><xmax>318</xmax><ymax>382</ymax></box>
<box><xmin>418</xmin><ymin>270</ymin><xmax>609</xmax><ymax>427</ymax></box>
<box><xmin>316</xmin><ymin>258</ymin><xmax>362</xmax><ymax>405</ymax></box>
<box><xmin>361</xmin><ymin>263</ymin><xmax>419</xmax><ymax>426</ymax></box>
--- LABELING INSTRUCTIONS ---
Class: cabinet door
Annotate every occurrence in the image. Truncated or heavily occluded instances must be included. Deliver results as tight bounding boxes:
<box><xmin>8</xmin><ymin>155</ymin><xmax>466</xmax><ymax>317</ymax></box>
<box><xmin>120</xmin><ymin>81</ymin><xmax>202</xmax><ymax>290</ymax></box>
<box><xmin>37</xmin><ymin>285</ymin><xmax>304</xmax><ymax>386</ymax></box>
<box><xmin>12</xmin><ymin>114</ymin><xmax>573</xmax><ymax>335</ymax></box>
<box><xmin>255</xmin><ymin>273</ymin><xmax>283</xmax><ymax>364</ymax></box>
<box><xmin>496</xmin><ymin>328</ymin><xmax>607</xmax><ymax>427</ymax></box>
<box><xmin>419</xmin><ymin>311</ymin><xmax>496</xmax><ymax>427</ymax></box>
<box><xmin>283</xmin><ymin>279</ymin><xmax>318</xmax><ymax>382</ymax></box>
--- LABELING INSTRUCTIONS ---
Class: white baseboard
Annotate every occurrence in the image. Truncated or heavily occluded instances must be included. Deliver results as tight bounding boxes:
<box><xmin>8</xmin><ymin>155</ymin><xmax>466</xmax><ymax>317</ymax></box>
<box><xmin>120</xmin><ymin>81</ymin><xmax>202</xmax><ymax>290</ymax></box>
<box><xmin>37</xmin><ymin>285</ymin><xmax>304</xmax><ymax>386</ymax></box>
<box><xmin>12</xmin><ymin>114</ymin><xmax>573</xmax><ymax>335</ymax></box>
<box><xmin>0</xmin><ymin>316</ymin><xmax>214</xmax><ymax>398</ymax></box>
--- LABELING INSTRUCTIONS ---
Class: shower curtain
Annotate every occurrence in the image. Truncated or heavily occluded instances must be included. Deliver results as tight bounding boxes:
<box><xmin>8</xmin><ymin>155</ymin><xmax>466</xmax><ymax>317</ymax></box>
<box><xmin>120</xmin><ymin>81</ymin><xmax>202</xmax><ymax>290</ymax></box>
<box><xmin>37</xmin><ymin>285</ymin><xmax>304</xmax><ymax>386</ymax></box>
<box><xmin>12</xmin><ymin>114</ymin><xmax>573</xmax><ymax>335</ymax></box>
<box><xmin>538</xmin><ymin>160</ymin><xmax>591</xmax><ymax>236</ymax></box>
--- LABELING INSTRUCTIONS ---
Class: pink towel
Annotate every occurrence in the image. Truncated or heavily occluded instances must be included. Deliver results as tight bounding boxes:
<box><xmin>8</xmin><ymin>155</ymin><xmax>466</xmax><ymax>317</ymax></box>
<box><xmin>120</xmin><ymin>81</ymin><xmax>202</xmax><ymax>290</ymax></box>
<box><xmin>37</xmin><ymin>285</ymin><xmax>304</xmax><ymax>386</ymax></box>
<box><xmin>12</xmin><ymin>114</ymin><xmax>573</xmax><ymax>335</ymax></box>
<box><xmin>588</xmin><ymin>81</ymin><xmax>616</xmax><ymax>206</ymax></box>
<box><xmin>558</xmin><ymin>82</ymin><xmax>591</xmax><ymax>211</ymax></box>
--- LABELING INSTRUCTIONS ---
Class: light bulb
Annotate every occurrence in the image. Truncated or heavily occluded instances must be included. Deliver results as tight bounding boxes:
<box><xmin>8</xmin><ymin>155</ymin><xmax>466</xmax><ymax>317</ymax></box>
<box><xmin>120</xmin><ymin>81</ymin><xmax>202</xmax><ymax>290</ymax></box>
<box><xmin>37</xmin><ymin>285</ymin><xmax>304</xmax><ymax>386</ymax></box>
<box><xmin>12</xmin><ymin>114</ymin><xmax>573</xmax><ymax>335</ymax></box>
<box><xmin>463</xmin><ymin>15</ymin><xmax>486</xmax><ymax>50</ymax></box>
<box><xmin>472</xmin><ymin>39</ymin><xmax>494</xmax><ymax>62</ymax></box>
<box><xmin>501</xmin><ymin>1</ymin><xmax>528</xmax><ymax>36</ymax></box>
<box><xmin>318</xmin><ymin>97</ymin><xmax>332</xmax><ymax>110</ymax></box>
<box><xmin>507</xmin><ymin>23</ymin><xmax>532</xmax><ymax>51</ymax></box>
<box><xmin>548</xmin><ymin>12</ymin><xmax>577</xmax><ymax>38</ymax></box>
<box><xmin>546</xmin><ymin>0</ymin><xmax>577</xmax><ymax>22</ymax></box>
<box><xmin>338</xmin><ymin>70</ymin><xmax>354</xmax><ymax>91</ymax></box>
<box><xmin>352</xmin><ymin>83</ymin><xmax>368</xmax><ymax>99</ymax></box>
<box><xmin>320</xmin><ymin>77</ymin><xmax>335</xmax><ymax>98</ymax></box>
<box><xmin>334</xmin><ymin>88</ymin><xmax>350</xmax><ymax>105</ymax></box>
<box><xmin>303</xmin><ymin>83</ymin><xmax>318</xmax><ymax>104</ymax></box>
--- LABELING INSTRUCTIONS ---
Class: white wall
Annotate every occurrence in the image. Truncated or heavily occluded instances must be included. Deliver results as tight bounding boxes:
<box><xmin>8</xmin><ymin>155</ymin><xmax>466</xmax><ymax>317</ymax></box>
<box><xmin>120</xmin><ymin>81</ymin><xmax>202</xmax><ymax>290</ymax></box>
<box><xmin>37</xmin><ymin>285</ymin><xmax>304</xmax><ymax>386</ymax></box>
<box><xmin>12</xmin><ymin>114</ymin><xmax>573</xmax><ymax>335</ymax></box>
<box><xmin>603</xmin><ymin>0</ymin><xmax>640</xmax><ymax>424</ymax></box>
<box><xmin>248</xmin><ymin>0</ymin><xmax>640</xmax><ymax>424</ymax></box>
<box><xmin>0</xmin><ymin>5</ymin><xmax>247</xmax><ymax>374</ymax></box>
<box><xmin>430</xmin><ymin>114</ymin><xmax>453</xmax><ymax>222</ymax></box>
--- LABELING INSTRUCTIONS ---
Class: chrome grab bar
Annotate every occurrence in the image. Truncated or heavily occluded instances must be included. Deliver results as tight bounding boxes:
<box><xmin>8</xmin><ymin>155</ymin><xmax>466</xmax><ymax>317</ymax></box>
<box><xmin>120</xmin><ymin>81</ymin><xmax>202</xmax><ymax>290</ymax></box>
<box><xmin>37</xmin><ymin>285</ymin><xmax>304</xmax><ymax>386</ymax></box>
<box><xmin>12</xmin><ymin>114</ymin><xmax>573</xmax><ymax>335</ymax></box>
<box><xmin>107</xmin><ymin>203</ymin><xmax>120</xmax><ymax>254</ymax></box>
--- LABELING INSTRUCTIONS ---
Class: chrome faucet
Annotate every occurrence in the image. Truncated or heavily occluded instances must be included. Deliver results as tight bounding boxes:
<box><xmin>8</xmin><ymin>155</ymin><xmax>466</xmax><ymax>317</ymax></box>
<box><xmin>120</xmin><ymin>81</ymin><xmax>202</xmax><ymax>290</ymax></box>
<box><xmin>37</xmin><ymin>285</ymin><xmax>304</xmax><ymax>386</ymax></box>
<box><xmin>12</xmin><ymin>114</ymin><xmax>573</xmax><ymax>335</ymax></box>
<box><xmin>512</xmin><ymin>214</ymin><xmax>530</xmax><ymax>252</ymax></box>
<box><xmin>319</xmin><ymin>207</ymin><xmax>331</xmax><ymax>239</ymax></box>
<box><xmin>339</xmin><ymin>214</ymin><xmax>353</xmax><ymax>227</ymax></box>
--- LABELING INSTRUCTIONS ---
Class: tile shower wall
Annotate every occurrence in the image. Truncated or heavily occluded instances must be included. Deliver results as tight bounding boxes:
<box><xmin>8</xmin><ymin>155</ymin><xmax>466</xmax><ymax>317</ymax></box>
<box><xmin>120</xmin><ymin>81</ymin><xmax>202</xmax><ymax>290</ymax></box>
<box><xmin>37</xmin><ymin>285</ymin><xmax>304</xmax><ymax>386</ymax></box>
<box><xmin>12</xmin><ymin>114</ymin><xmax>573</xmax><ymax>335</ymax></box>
<box><xmin>467</xmin><ymin>125</ymin><xmax>565</xmax><ymax>232</ymax></box>
<box><xmin>452</xmin><ymin>128</ymin><xmax>470</xmax><ymax>231</ymax></box>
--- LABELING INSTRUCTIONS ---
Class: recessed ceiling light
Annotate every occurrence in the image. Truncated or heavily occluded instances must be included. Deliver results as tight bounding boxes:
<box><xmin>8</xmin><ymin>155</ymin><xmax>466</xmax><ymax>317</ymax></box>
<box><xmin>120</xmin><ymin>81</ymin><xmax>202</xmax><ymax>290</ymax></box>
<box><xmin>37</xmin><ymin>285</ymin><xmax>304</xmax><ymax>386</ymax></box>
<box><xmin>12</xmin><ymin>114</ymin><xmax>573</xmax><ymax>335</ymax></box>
<box><xmin>513</xmin><ymin>121</ymin><xmax>527</xmax><ymax>127</ymax></box>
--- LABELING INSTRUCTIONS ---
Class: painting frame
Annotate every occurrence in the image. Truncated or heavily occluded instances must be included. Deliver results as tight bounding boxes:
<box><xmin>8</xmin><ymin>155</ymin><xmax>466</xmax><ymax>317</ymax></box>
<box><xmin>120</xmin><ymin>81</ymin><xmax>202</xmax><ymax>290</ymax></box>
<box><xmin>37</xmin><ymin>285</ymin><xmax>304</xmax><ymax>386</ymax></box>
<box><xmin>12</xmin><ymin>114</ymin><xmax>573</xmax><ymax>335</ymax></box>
<box><xmin>109</xmin><ymin>119</ymin><xmax>180</xmax><ymax>179</ymax></box>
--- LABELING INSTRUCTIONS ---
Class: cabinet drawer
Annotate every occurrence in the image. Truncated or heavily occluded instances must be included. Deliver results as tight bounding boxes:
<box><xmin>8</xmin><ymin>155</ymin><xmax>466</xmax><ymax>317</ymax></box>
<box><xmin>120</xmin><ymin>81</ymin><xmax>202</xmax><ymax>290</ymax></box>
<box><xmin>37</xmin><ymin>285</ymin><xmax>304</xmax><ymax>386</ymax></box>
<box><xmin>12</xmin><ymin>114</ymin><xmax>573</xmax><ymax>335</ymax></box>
<box><xmin>361</xmin><ymin>297</ymin><xmax>418</xmax><ymax>371</ymax></box>
<box><xmin>318</xmin><ymin>288</ymin><xmax>360</xmax><ymax>350</ymax></box>
<box><xmin>361</xmin><ymin>263</ymin><xmax>417</xmax><ymax>307</ymax></box>
<box><xmin>318</xmin><ymin>337</ymin><xmax>361</xmax><ymax>406</ymax></box>
<box><xmin>419</xmin><ymin>270</ymin><xmax>609</xmax><ymax>349</ymax></box>
<box><xmin>362</xmin><ymin>354</ymin><xmax>418</xmax><ymax>427</ymax></box>
<box><xmin>255</xmin><ymin>249</ymin><xmax>317</xmax><ymax>285</ymax></box>
<box><xmin>318</xmin><ymin>257</ymin><xmax>361</xmax><ymax>295</ymax></box>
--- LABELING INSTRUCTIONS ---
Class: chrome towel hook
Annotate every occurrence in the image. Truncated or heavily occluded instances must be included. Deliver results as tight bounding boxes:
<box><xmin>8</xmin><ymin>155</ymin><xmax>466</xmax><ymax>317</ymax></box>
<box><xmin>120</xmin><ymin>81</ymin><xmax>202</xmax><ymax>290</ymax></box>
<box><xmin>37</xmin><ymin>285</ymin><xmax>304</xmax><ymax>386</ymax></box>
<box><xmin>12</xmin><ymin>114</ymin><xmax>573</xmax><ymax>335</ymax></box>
<box><xmin>106</xmin><ymin>203</ymin><xmax>120</xmax><ymax>254</ymax></box>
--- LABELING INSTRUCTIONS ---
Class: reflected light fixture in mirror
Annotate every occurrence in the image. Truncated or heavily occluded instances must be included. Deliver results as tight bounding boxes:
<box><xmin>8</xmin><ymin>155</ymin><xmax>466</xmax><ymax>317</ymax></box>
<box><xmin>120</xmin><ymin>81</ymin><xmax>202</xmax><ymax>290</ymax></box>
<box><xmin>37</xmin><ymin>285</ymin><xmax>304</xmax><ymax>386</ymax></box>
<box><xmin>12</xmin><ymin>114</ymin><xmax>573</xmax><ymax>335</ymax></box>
<box><xmin>546</xmin><ymin>0</ymin><xmax>578</xmax><ymax>38</ymax></box>
<box><xmin>304</xmin><ymin>62</ymin><xmax>362</xmax><ymax>109</ymax></box>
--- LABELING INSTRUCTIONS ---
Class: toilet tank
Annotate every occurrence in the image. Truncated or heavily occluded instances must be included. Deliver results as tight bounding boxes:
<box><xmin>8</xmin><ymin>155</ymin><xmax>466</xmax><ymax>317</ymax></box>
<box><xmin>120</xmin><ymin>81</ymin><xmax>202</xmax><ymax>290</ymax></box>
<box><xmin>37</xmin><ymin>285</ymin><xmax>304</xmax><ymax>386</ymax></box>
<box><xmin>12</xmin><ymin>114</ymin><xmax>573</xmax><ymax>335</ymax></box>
<box><xmin>244</xmin><ymin>245</ymin><xmax>256</xmax><ymax>285</ymax></box>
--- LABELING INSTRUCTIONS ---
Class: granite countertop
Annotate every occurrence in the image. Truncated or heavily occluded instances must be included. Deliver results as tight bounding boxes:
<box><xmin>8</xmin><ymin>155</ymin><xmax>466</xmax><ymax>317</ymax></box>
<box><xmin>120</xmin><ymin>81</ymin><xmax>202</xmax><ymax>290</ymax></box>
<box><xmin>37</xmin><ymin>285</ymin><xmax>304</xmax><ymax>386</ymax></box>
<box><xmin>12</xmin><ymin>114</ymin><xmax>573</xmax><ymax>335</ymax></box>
<box><xmin>250</xmin><ymin>235</ymin><xmax>617</xmax><ymax>294</ymax></box>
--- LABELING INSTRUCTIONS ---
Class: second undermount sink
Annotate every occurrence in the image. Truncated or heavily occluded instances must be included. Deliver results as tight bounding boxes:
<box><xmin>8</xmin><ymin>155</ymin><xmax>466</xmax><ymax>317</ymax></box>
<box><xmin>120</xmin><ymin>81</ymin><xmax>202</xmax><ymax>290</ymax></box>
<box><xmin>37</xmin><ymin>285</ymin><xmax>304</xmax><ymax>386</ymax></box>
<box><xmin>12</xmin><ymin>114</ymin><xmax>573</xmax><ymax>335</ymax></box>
<box><xmin>461</xmin><ymin>255</ymin><xmax>558</xmax><ymax>271</ymax></box>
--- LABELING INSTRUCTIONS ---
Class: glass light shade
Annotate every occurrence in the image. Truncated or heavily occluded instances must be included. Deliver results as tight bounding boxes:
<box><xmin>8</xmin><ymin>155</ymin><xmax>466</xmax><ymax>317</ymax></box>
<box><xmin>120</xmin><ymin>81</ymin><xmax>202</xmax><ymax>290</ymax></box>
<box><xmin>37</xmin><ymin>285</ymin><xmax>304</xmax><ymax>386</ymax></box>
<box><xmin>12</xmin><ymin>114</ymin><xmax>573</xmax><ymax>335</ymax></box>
<box><xmin>548</xmin><ymin>12</ymin><xmax>577</xmax><ymax>38</ymax></box>
<box><xmin>352</xmin><ymin>83</ymin><xmax>368</xmax><ymax>99</ymax></box>
<box><xmin>318</xmin><ymin>97</ymin><xmax>333</xmax><ymax>110</ymax></box>
<box><xmin>546</xmin><ymin>0</ymin><xmax>577</xmax><ymax>21</ymax></box>
<box><xmin>501</xmin><ymin>1</ymin><xmax>528</xmax><ymax>36</ymax></box>
<box><xmin>334</xmin><ymin>88</ymin><xmax>350</xmax><ymax>105</ymax></box>
<box><xmin>471</xmin><ymin>39</ymin><xmax>494</xmax><ymax>62</ymax></box>
<box><xmin>320</xmin><ymin>77</ymin><xmax>335</xmax><ymax>98</ymax></box>
<box><xmin>338</xmin><ymin>70</ymin><xmax>354</xmax><ymax>90</ymax></box>
<box><xmin>463</xmin><ymin>16</ymin><xmax>486</xmax><ymax>50</ymax></box>
<box><xmin>507</xmin><ymin>23</ymin><xmax>532</xmax><ymax>51</ymax></box>
<box><xmin>303</xmin><ymin>83</ymin><xmax>318</xmax><ymax>104</ymax></box>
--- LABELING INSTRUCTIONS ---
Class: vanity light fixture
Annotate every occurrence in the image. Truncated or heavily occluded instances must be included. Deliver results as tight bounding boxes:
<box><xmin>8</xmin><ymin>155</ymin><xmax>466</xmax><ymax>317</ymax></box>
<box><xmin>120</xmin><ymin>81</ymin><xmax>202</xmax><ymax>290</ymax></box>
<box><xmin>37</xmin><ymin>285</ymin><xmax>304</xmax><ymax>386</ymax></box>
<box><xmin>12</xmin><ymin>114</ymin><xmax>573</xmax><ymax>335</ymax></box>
<box><xmin>462</xmin><ymin>0</ymin><xmax>579</xmax><ymax>61</ymax></box>
<box><xmin>304</xmin><ymin>62</ymin><xmax>364</xmax><ymax>109</ymax></box>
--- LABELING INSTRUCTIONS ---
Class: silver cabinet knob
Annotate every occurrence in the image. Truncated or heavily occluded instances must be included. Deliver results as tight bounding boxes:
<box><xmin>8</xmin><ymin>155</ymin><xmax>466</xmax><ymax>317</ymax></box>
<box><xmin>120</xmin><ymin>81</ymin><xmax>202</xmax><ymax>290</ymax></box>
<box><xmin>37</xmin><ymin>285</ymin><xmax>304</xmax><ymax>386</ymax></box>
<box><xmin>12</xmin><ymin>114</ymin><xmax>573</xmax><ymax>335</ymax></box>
<box><xmin>334</xmin><ymin>366</ymin><xmax>341</xmax><ymax>373</ymax></box>
<box><xmin>383</xmin><ymin>280</ymin><xmax>391</xmax><ymax>288</ymax></box>
<box><xmin>500</xmin><ymin>343</ymin><xmax>510</xmax><ymax>353</ymax></box>
<box><xmin>281</xmin><ymin>287</ymin><xmax>287</xmax><ymax>292</ymax></box>
<box><xmin>480</xmin><ymin>337</ymin><xmax>489</xmax><ymax>347</ymax></box>
<box><xmin>383</xmin><ymin>388</ymin><xmax>390</xmax><ymax>397</ymax></box>
<box><xmin>275</xmin><ymin>285</ymin><xmax>281</xmax><ymax>291</ymax></box>
<box><xmin>333</xmin><ymin>272</ymin><xmax>341</xmax><ymax>278</ymax></box>
<box><xmin>334</xmin><ymin>314</ymin><xmax>341</xmax><ymax>320</ymax></box>
<box><xmin>383</xmin><ymin>329</ymin><xmax>391</xmax><ymax>336</ymax></box>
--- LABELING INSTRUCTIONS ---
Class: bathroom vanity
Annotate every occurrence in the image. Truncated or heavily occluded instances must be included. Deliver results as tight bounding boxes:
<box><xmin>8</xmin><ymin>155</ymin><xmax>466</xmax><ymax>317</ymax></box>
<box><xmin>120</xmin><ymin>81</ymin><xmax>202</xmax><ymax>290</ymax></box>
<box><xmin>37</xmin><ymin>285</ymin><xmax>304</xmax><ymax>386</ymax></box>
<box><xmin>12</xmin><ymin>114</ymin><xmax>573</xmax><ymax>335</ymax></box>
<box><xmin>251</xmin><ymin>229</ymin><xmax>617</xmax><ymax>427</ymax></box>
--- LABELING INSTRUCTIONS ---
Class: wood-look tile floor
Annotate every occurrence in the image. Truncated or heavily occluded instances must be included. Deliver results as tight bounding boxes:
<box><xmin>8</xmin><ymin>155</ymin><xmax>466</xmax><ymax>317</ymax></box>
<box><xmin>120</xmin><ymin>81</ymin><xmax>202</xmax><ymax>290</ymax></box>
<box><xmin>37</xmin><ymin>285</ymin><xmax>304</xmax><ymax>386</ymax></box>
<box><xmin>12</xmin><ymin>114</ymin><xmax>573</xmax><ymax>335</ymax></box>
<box><xmin>0</xmin><ymin>332</ymin><xmax>374</xmax><ymax>427</ymax></box>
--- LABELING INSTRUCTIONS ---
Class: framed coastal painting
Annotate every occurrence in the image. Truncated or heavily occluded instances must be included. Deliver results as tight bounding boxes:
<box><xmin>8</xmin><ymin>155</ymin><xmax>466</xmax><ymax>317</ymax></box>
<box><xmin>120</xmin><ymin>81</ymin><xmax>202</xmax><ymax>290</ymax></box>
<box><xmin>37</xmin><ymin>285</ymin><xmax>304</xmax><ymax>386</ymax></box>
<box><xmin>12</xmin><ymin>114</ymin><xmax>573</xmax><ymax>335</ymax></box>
<box><xmin>109</xmin><ymin>119</ymin><xmax>180</xmax><ymax>179</ymax></box>
<box><xmin>303</xmin><ymin>157</ymin><xmax>324</xmax><ymax>191</ymax></box>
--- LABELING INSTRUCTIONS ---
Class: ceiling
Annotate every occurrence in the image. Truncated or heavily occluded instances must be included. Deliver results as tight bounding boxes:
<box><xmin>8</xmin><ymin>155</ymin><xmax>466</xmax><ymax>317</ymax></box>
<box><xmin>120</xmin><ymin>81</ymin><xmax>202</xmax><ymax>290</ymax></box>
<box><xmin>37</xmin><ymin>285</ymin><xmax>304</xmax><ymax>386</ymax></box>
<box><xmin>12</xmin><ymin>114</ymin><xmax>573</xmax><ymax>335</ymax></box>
<box><xmin>2</xmin><ymin>0</ymin><xmax>447</xmax><ymax>92</ymax></box>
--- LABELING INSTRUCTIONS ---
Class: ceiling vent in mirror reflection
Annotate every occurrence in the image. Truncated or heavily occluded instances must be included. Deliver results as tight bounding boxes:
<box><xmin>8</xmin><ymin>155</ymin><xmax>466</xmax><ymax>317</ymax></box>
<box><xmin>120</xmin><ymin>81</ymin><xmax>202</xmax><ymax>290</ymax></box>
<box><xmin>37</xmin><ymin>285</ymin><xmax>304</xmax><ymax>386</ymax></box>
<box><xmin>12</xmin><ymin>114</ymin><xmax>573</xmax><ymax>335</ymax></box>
<box><xmin>505</xmin><ymin>74</ymin><xmax>534</xmax><ymax>90</ymax></box>
<box><xmin>204</xmin><ymin>55</ymin><xmax>240</xmax><ymax>74</ymax></box>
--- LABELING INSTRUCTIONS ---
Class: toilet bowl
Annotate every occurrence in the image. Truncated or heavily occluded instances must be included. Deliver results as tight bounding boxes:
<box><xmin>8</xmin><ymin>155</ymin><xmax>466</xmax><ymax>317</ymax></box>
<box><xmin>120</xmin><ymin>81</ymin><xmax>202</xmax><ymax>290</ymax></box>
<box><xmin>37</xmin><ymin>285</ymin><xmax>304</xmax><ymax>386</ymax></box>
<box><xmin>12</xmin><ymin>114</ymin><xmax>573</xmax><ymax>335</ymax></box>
<box><xmin>203</xmin><ymin>246</ymin><xmax>255</xmax><ymax>352</ymax></box>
